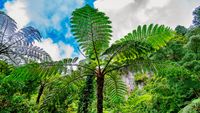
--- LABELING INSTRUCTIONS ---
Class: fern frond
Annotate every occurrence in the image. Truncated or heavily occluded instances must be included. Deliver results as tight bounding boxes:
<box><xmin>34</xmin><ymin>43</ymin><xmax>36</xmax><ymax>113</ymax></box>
<box><xmin>104</xmin><ymin>72</ymin><xmax>127</xmax><ymax>103</ymax></box>
<box><xmin>4</xmin><ymin>57</ymin><xmax>80</xmax><ymax>83</ymax></box>
<box><xmin>71</xmin><ymin>5</ymin><xmax>112</xmax><ymax>57</ymax></box>
<box><xmin>9</xmin><ymin>26</ymin><xmax>42</xmax><ymax>46</ymax></box>
<box><xmin>179</xmin><ymin>98</ymin><xmax>200</xmax><ymax>113</ymax></box>
<box><xmin>103</xmin><ymin>40</ymin><xmax>153</xmax><ymax>61</ymax></box>
<box><xmin>0</xmin><ymin>11</ymin><xmax>17</xmax><ymax>38</ymax></box>
<box><xmin>103</xmin><ymin>24</ymin><xmax>174</xmax><ymax>62</ymax></box>
<box><xmin>118</xmin><ymin>24</ymin><xmax>173</xmax><ymax>49</ymax></box>
<box><xmin>39</xmin><ymin>70</ymin><xmax>85</xmax><ymax>113</ymax></box>
<box><xmin>0</xmin><ymin>11</ymin><xmax>51</xmax><ymax>65</ymax></box>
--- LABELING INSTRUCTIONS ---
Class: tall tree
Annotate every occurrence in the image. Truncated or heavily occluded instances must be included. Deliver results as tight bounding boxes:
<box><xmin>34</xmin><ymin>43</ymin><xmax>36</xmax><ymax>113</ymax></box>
<box><xmin>193</xmin><ymin>5</ymin><xmax>200</xmax><ymax>26</ymax></box>
<box><xmin>186</xmin><ymin>35</ymin><xmax>200</xmax><ymax>58</ymax></box>
<box><xmin>0</xmin><ymin>11</ymin><xmax>51</xmax><ymax>65</ymax></box>
<box><xmin>71</xmin><ymin>5</ymin><xmax>174</xmax><ymax>113</ymax></box>
<box><xmin>175</xmin><ymin>25</ymin><xmax>188</xmax><ymax>36</ymax></box>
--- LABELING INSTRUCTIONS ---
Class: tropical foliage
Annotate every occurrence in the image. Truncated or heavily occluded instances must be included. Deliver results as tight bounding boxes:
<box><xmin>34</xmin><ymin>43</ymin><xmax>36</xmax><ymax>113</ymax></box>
<box><xmin>193</xmin><ymin>5</ymin><xmax>200</xmax><ymax>26</ymax></box>
<box><xmin>70</xmin><ymin>5</ymin><xmax>173</xmax><ymax>113</ymax></box>
<box><xmin>0</xmin><ymin>4</ymin><xmax>200</xmax><ymax>113</ymax></box>
<box><xmin>0</xmin><ymin>11</ymin><xmax>51</xmax><ymax>65</ymax></box>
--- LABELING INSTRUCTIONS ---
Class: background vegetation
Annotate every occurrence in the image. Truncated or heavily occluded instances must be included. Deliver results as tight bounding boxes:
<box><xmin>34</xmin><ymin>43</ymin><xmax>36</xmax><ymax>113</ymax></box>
<box><xmin>0</xmin><ymin>5</ymin><xmax>200</xmax><ymax>113</ymax></box>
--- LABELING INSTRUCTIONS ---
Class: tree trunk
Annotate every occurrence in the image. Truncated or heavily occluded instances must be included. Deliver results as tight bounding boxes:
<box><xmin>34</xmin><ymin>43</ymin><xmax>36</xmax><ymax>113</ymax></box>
<box><xmin>96</xmin><ymin>74</ymin><xmax>104</xmax><ymax>113</ymax></box>
<box><xmin>36</xmin><ymin>83</ymin><xmax>45</xmax><ymax>104</ymax></box>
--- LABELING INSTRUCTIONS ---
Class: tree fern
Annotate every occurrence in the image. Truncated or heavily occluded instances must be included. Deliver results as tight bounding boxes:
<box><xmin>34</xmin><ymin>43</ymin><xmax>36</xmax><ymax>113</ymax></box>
<box><xmin>3</xmin><ymin>57</ymin><xmax>80</xmax><ymax>105</ymax></box>
<box><xmin>70</xmin><ymin>5</ymin><xmax>174</xmax><ymax>113</ymax></box>
<box><xmin>0</xmin><ymin>11</ymin><xmax>51</xmax><ymax>65</ymax></box>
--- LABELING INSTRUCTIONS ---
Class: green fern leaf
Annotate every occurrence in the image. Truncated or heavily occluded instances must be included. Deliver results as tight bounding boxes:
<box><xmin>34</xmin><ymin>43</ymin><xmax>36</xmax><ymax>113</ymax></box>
<box><xmin>103</xmin><ymin>24</ymin><xmax>174</xmax><ymax>61</ymax></box>
<box><xmin>104</xmin><ymin>73</ymin><xmax>127</xmax><ymax>103</ymax></box>
<box><xmin>71</xmin><ymin>5</ymin><xmax>112</xmax><ymax>57</ymax></box>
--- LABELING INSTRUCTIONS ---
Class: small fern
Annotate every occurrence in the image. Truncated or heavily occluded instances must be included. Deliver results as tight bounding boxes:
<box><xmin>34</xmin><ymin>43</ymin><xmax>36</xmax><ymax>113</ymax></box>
<box><xmin>179</xmin><ymin>98</ymin><xmax>200</xmax><ymax>113</ymax></box>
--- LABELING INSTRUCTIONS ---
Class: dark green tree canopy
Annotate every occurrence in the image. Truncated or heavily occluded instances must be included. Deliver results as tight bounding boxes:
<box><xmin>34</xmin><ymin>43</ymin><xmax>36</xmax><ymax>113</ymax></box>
<box><xmin>186</xmin><ymin>35</ymin><xmax>200</xmax><ymax>54</ymax></box>
<box><xmin>193</xmin><ymin>5</ymin><xmax>200</xmax><ymax>26</ymax></box>
<box><xmin>175</xmin><ymin>25</ymin><xmax>188</xmax><ymax>36</ymax></box>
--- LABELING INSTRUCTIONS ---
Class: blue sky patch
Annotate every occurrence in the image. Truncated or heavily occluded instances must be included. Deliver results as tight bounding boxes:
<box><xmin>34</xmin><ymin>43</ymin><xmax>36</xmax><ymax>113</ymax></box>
<box><xmin>0</xmin><ymin>0</ymin><xmax>95</xmax><ymax>60</ymax></box>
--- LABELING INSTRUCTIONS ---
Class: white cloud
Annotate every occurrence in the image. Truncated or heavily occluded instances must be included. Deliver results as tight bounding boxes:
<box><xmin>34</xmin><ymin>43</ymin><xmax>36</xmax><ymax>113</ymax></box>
<box><xmin>94</xmin><ymin>0</ymin><xmax>200</xmax><ymax>42</ymax></box>
<box><xmin>34</xmin><ymin>38</ymin><xmax>74</xmax><ymax>61</ymax></box>
<box><xmin>24</xmin><ymin>0</ymin><xmax>84</xmax><ymax>31</ymax></box>
<box><xmin>58</xmin><ymin>41</ymin><xmax>74</xmax><ymax>58</ymax></box>
<box><xmin>4</xmin><ymin>0</ymin><xmax>84</xmax><ymax>32</ymax></box>
<box><xmin>147</xmin><ymin>0</ymin><xmax>170</xmax><ymax>9</ymax></box>
<box><xmin>4</xmin><ymin>0</ymin><xmax>29</xmax><ymax>29</ymax></box>
<box><xmin>95</xmin><ymin>0</ymin><xmax>134</xmax><ymax>11</ymax></box>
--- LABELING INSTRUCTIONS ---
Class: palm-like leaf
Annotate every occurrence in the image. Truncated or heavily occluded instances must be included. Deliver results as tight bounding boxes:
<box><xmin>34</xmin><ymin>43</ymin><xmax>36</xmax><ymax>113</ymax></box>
<box><xmin>104</xmin><ymin>72</ymin><xmax>127</xmax><ymax>103</ymax></box>
<box><xmin>103</xmin><ymin>24</ymin><xmax>174</xmax><ymax>62</ymax></box>
<box><xmin>117</xmin><ymin>24</ymin><xmax>173</xmax><ymax>48</ymax></box>
<box><xmin>0</xmin><ymin>12</ymin><xmax>17</xmax><ymax>39</ymax></box>
<box><xmin>39</xmin><ymin>71</ymin><xmax>84</xmax><ymax>113</ymax></box>
<box><xmin>0</xmin><ymin>11</ymin><xmax>51</xmax><ymax>65</ymax></box>
<box><xmin>101</xmin><ymin>24</ymin><xmax>174</xmax><ymax>75</ymax></box>
<box><xmin>103</xmin><ymin>40</ymin><xmax>153</xmax><ymax>61</ymax></box>
<box><xmin>9</xmin><ymin>57</ymin><xmax>80</xmax><ymax>80</ymax></box>
<box><xmin>71</xmin><ymin>5</ymin><xmax>112</xmax><ymax>58</ymax></box>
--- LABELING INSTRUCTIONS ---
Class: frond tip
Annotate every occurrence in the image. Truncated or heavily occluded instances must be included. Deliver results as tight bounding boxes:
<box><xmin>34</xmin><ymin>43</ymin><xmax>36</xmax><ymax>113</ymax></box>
<box><xmin>117</xmin><ymin>24</ymin><xmax>174</xmax><ymax>49</ymax></box>
<box><xmin>71</xmin><ymin>5</ymin><xmax>112</xmax><ymax>56</ymax></box>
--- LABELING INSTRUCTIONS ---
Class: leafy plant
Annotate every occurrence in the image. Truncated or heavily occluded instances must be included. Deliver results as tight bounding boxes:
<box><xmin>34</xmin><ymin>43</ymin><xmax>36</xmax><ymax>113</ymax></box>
<box><xmin>70</xmin><ymin>5</ymin><xmax>174</xmax><ymax>113</ymax></box>
<box><xmin>121</xmin><ymin>63</ymin><xmax>200</xmax><ymax>113</ymax></box>
<box><xmin>0</xmin><ymin>11</ymin><xmax>51</xmax><ymax>65</ymax></box>
<box><xmin>179</xmin><ymin>98</ymin><xmax>200</xmax><ymax>113</ymax></box>
<box><xmin>193</xmin><ymin>5</ymin><xmax>200</xmax><ymax>26</ymax></box>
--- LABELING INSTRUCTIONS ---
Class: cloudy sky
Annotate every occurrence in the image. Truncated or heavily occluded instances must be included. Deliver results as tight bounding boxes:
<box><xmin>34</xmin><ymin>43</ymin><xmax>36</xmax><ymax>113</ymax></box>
<box><xmin>0</xmin><ymin>0</ymin><xmax>200</xmax><ymax>61</ymax></box>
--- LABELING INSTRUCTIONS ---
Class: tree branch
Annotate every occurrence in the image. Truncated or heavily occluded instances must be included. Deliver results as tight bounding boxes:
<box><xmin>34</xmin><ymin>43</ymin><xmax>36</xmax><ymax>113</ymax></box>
<box><xmin>39</xmin><ymin>62</ymin><xmax>96</xmax><ymax>74</ymax></box>
<box><xmin>102</xmin><ymin>44</ymin><xmax>124</xmax><ymax>75</ymax></box>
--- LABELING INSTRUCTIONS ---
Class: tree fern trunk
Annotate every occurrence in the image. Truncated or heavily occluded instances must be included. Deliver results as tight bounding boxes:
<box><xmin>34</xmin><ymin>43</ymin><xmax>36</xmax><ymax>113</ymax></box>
<box><xmin>36</xmin><ymin>83</ymin><xmax>45</xmax><ymax>104</ymax></box>
<box><xmin>97</xmin><ymin>74</ymin><xmax>104</xmax><ymax>113</ymax></box>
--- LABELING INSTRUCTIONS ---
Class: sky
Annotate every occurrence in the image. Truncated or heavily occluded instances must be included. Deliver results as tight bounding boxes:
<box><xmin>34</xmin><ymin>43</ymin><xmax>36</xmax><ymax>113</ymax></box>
<box><xmin>0</xmin><ymin>0</ymin><xmax>200</xmax><ymax>61</ymax></box>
